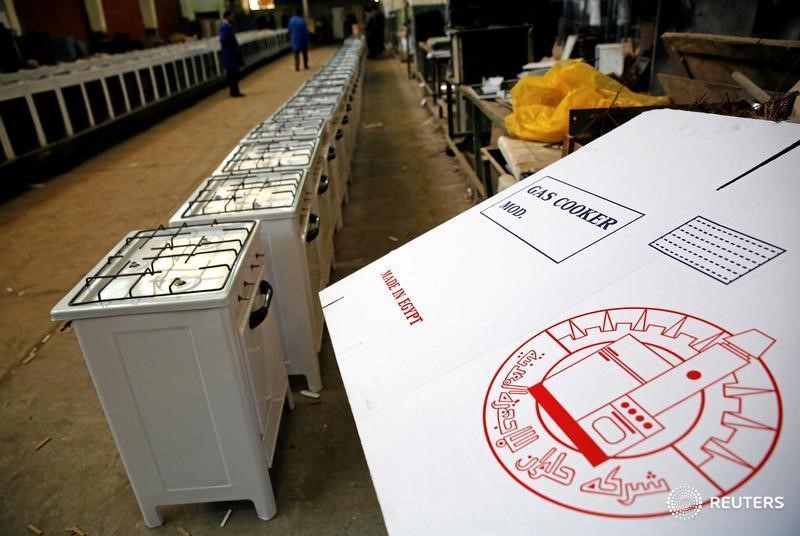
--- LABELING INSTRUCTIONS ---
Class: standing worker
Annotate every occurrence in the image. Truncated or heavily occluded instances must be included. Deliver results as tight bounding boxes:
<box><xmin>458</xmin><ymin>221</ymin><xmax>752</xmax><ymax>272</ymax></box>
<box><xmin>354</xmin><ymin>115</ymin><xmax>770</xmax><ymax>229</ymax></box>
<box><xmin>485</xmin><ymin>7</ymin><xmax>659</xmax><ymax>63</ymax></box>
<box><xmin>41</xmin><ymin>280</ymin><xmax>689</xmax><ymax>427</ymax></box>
<box><xmin>343</xmin><ymin>9</ymin><xmax>357</xmax><ymax>39</ymax></box>
<box><xmin>288</xmin><ymin>8</ymin><xmax>310</xmax><ymax>71</ymax></box>
<box><xmin>364</xmin><ymin>4</ymin><xmax>385</xmax><ymax>59</ymax></box>
<box><xmin>220</xmin><ymin>10</ymin><xmax>244</xmax><ymax>97</ymax></box>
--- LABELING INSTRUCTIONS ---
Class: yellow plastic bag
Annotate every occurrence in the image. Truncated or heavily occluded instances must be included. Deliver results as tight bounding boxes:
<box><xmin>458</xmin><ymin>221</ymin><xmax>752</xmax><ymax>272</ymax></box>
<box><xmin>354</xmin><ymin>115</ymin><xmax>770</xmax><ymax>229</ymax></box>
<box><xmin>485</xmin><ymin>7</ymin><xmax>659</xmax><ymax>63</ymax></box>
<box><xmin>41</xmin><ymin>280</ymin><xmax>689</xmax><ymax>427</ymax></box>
<box><xmin>505</xmin><ymin>60</ymin><xmax>670</xmax><ymax>143</ymax></box>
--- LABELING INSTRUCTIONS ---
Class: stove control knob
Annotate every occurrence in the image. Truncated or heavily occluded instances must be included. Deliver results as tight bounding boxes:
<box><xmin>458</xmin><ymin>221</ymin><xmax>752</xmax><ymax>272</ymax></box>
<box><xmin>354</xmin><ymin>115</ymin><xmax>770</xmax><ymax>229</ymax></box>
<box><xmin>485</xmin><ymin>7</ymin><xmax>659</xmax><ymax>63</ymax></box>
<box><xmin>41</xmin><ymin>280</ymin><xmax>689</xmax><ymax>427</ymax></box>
<box><xmin>318</xmin><ymin>175</ymin><xmax>330</xmax><ymax>195</ymax></box>
<box><xmin>305</xmin><ymin>214</ymin><xmax>320</xmax><ymax>243</ymax></box>
<box><xmin>250</xmin><ymin>264</ymin><xmax>261</xmax><ymax>271</ymax></box>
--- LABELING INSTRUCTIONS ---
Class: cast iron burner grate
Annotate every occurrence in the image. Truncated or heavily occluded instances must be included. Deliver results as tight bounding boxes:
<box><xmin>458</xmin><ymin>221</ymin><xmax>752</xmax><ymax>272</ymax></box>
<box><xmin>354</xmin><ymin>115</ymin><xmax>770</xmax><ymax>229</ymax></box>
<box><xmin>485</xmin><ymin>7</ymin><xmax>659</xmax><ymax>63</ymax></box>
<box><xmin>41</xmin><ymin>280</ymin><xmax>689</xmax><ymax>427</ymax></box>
<box><xmin>246</xmin><ymin>118</ymin><xmax>326</xmax><ymax>141</ymax></box>
<box><xmin>287</xmin><ymin>94</ymin><xmax>341</xmax><ymax>107</ymax></box>
<box><xmin>219</xmin><ymin>140</ymin><xmax>317</xmax><ymax>173</ymax></box>
<box><xmin>274</xmin><ymin>105</ymin><xmax>336</xmax><ymax>121</ymax></box>
<box><xmin>67</xmin><ymin>221</ymin><xmax>255</xmax><ymax>305</ymax></box>
<box><xmin>182</xmin><ymin>171</ymin><xmax>302</xmax><ymax>216</ymax></box>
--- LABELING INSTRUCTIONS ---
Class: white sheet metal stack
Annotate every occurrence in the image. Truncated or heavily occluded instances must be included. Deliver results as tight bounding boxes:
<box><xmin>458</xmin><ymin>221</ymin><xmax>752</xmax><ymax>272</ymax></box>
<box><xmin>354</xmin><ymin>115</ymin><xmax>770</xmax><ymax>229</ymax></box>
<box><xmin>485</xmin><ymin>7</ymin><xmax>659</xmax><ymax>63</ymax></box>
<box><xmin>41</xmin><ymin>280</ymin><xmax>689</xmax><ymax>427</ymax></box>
<box><xmin>51</xmin><ymin>37</ymin><xmax>365</xmax><ymax>527</ymax></box>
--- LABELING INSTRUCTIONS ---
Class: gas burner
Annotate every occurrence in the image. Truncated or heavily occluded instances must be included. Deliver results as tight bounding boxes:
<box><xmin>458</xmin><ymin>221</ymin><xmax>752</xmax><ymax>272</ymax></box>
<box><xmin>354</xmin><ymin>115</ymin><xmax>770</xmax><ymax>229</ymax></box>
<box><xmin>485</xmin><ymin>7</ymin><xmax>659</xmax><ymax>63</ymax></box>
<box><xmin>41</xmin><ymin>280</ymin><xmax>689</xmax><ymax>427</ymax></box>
<box><xmin>182</xmin><ymin>171</ymin><xmax>303</xmax><ymax>217</ymax></box>
<box><xmin>158</xmin><ymin>274</ymin><xmax>202</xmax><ymax>293</ymax></box>
<box><xmin>66</xmin><ymin>221</ymin><xmax>255</xmax><ymax>305</ymax></box>
<box><xmin>274</xmin><ymin>105</ymin><xmax>335</xmax><ymax>120</ymax></box>
<box><xmin>245</xmin><ymin>117</ymin><xmax>327</xmax><ymax>142</ymax></box>
<box><xmin>218</xmin><ymin>140</ymin><xmax>318</xmax><ymax>174</ymax></box>
<box><xmin>287</xmin><ymin>94</ymin><xmax>341</xmax><ymax>107</ymax></box>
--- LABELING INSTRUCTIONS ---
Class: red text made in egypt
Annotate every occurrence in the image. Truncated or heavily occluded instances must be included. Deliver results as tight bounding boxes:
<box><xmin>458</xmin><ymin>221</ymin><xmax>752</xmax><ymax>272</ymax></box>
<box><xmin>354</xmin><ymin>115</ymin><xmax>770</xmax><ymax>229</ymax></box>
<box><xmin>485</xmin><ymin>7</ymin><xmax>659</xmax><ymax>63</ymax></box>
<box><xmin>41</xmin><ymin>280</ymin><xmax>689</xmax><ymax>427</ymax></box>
<box><xmin>380</xmin><ymin>269</ymin><xmax>424</xmax><ymax>326</ymax></box>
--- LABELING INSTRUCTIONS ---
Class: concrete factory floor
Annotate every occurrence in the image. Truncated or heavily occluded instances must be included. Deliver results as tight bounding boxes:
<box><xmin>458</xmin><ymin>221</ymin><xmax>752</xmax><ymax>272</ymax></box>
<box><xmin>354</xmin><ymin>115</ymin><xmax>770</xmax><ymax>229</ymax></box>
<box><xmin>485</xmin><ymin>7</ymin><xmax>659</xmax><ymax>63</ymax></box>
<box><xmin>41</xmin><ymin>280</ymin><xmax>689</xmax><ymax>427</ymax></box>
<box><xmin>0</xmin><ymin>47</ymin><xmax>473</xmax><ymax>534</ymax></box>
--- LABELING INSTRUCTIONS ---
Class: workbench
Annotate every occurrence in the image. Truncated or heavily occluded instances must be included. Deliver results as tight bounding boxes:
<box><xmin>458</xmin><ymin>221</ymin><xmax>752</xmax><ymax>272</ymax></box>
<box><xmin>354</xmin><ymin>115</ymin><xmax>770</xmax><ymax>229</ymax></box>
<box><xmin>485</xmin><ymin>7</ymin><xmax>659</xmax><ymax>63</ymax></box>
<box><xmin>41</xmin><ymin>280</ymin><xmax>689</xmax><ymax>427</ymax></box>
<box><xmin>444</xmin><ymin>79</ymin><xmax>562</xmax><ymax>197</ymax></box>
<box><xmin>417</xmin><ymin>42</ymin><xmax>451</xmax><ymax>111</ymax></box>
<box><xmin>445</xmin><ymin>80</ymin><xmax>511</xmax><ymax>196</ymax></box>
<box><xmin>459</xmin><ymin>83</ymin><xmax>511</xmax><ymax>196</ymax></box>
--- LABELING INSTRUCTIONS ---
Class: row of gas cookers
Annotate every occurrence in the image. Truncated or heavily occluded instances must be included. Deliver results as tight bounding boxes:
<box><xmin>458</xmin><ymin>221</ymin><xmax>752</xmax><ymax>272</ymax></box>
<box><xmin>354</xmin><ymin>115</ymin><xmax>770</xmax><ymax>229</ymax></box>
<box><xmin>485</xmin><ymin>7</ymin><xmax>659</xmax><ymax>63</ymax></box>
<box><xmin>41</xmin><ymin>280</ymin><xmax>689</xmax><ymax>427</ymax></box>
<box><xmin>51</xmin><ymin>37</ymin><xmax>366</xmax><ymax>528</ymax></box>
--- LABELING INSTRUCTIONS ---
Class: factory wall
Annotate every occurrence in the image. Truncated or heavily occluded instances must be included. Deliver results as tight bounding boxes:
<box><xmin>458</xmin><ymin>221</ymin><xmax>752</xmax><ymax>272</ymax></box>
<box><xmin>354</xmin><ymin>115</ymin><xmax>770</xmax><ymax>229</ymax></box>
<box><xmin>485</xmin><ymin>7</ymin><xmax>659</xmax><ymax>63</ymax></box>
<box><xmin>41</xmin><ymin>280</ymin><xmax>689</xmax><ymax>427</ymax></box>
<box><xmin>192</xmin><ymin>0</ymin><xmax>224</xmax><ymax>14</ymax></box>
<box><xmin>271</xmin><ymin>1</ymin><xmax>362</xmax><ymax>23</ymax></box>
<box><xmin>156</xmin><ymin>0</ymin><xmax>183</xmax><ymax>39</ymax></box>
<box><xmin>103</xmin><ymin>0</ymin><xmax>146</xmax><ymax>42</ymax></box>
<box><xmin>15</xmin><ymin>0</ymin><xmax>88</xmax><ymax>41</ymax></box>
<box><xmin>14</xmin><ymin>0</ymin><xmax>184</xmax><ymax>45</ymax></box>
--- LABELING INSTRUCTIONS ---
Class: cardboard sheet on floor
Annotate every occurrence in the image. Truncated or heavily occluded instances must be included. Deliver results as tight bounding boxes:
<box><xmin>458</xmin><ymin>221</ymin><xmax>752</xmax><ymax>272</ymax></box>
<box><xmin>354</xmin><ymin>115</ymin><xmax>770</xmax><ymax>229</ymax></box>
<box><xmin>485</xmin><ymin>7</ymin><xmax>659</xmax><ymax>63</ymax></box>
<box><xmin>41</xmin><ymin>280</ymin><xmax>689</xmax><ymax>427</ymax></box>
<box><xmin>320</xmin><ymin>110</ymin><xmax>800</xmax><ymax>534</ymax></box>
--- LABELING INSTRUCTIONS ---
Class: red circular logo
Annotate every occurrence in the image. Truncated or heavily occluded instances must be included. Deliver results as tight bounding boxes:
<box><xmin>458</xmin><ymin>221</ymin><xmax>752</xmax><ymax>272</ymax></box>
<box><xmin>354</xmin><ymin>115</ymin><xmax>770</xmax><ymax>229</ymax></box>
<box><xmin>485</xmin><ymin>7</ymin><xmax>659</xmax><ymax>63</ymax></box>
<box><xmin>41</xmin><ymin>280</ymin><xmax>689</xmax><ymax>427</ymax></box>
<box><xmin>483</xmin><ymin>307</ymin><xmax>781</xmax><ymax>517</ymax></box>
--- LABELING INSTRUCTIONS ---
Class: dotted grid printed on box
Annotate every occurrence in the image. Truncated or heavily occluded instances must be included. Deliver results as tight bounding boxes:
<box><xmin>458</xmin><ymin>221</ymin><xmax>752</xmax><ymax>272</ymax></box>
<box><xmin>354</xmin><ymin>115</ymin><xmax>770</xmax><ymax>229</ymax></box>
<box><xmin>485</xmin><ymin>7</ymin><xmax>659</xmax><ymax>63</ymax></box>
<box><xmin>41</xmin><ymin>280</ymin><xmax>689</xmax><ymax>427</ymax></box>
<box><xmin>649</xmin><ymin>216</ymin><xmax>785</xmax><ymax>284</ymax></box>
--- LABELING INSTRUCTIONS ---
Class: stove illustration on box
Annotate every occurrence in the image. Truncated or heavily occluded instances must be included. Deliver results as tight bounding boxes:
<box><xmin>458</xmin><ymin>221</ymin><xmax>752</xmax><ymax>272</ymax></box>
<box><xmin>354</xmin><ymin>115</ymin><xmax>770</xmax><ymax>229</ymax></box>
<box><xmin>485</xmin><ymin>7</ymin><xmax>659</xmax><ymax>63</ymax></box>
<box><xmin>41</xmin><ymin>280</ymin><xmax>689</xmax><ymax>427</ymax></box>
<box><xmin>530</xmin><ymin>329</ymin><xmax>775</xmax><ymax>467</ymax></box>
<box><xmin>483</xmin><ymin>307</ymin><xmax>782</xmax><ymax>518</ymax></box>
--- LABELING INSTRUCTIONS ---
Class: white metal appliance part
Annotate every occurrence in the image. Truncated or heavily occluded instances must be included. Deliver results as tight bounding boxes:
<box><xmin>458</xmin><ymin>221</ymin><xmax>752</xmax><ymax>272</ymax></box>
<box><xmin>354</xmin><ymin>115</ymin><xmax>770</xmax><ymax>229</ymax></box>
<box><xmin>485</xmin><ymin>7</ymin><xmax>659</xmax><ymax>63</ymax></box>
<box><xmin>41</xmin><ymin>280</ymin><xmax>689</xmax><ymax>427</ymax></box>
<box><xmin>171</xmin><ymin>170</ymin><xmax>327</xmax><ymax>391</ymax></box>
<box><xmin>51</xmin><ymin>220</ymin><xmax>292</xmax><ymax>527</ymax></box>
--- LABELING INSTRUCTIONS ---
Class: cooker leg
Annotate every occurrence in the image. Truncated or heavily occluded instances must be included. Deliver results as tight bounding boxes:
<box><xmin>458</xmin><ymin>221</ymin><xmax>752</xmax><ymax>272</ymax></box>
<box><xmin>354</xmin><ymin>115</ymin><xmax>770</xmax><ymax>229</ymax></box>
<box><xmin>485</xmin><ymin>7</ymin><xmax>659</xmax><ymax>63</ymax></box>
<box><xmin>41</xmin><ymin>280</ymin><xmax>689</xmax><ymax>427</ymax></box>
<box><xmin>306</xmin><ymin>369</ymin><xmax>323</xmax><ymax>393</ymax></box>
<box><xmin>138</xmin><ymin>503</ymin><xmax>163</xmax><ymax>528</ymax></box>
<box><xmin>253</xmin><ymin>487</ymin><xmax>278</xmax><ymax>521</ymax></box>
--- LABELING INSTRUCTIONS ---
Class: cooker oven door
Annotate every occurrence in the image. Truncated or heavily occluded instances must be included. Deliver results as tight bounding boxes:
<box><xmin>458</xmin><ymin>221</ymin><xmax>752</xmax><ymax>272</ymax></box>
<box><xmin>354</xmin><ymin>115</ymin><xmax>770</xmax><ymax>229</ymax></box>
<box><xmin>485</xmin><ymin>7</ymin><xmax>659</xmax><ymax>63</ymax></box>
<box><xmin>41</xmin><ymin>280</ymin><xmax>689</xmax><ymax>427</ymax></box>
<box><xmin>301</xmin><ymin>197</ymin><xmax>322</xmax><ymax>295</ymax></box>
<box><xmin>300</xmin><ymin>197</ymin><xmax>325</xmax><ymax>348</ymax></box>
<box><xmin>238</xmin><ymin>279</ymin><xmax>277</xmax><ymax>438</ymax></box>
<box><xmin>332</xmin><ymin>126</ymin><xmax>347</xmax><ymax>195</ymax></box>
<box><xmin>312</xmin><ymin>157</ymin><xmax>334</xmax><ymax>287</ymax></box>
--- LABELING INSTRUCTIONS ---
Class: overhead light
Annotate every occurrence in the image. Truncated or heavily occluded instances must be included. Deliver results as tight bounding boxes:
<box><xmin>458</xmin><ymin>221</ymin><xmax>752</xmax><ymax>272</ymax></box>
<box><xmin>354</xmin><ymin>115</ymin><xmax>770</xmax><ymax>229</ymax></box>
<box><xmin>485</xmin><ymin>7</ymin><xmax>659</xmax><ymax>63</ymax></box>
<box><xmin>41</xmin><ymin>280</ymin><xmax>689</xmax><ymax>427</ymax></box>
<box><xmin>249</xmin><ymin>0</ymin><xmax>275</xmax><ymax>9</ymax></box>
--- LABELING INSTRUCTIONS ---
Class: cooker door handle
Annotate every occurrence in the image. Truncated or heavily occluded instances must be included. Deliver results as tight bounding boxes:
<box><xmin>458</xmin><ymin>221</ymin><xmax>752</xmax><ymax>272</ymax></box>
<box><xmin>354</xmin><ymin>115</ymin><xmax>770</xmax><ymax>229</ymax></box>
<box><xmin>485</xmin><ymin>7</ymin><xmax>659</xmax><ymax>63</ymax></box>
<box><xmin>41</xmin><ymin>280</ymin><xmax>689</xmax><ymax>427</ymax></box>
<box><xmin>248</xmin><ymin>280</ymin><xmax>273</xmax><ymax>330</ymax></box>
<box><xmin>305</xmin><ymin>213</ymin><xmax>320</xmax><ymax>243</ymax></box>
<box><xmin>327</xmin><ymin>147</ymin><xmax>337</xmax><ymax>161</ymax></box>
<box><xmin>317</xmin><ymin>174</ymin><xmax>330</xmax><ymax>195</ymax></box>
<box><xmin>335</xmin><ymin>129</ymin><xmax>344</xmax><ymax>140</ymax></box>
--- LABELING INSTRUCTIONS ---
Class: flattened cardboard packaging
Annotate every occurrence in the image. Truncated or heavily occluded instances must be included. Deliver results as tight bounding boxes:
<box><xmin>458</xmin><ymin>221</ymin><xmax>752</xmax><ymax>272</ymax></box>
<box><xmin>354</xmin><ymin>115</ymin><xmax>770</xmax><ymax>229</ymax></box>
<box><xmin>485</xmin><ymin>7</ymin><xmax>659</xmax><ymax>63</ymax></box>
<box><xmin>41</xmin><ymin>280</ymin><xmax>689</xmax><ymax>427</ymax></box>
<box><xmin>321</xmin><ymin>110</ymin><xmax>800</xmax><ymax>535</ymax></box>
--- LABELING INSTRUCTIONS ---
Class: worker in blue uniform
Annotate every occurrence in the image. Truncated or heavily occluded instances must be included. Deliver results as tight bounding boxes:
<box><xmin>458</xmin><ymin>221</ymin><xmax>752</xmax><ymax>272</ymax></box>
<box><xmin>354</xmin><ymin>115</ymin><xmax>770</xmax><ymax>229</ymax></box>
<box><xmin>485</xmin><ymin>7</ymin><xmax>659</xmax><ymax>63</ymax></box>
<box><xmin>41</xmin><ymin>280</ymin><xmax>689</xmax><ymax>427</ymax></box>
<box><xmin>287</xmin><ymin>8</ymin><xmax>310</xmax><ymax>71</ymax></box>
<box><xmin>364</xmin><ymin>3</ymin><xmax>384</xmax><ymax>59</ymax></box>
<box><xmin>220</xmin><ymin>10</ymin><xmax>244</xmax><ymax>97</ymax></box>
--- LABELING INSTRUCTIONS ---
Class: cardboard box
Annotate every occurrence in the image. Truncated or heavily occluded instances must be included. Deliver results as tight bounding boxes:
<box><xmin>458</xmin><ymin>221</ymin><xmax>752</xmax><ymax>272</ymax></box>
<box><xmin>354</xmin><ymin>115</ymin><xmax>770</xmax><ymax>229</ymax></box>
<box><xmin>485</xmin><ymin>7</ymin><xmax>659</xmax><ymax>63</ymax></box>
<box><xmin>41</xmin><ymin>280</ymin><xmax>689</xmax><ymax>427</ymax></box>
<box><xmin>321</xmin><ymin>110</ymin><xmax>800</xmax><ymax>534</ymax></box>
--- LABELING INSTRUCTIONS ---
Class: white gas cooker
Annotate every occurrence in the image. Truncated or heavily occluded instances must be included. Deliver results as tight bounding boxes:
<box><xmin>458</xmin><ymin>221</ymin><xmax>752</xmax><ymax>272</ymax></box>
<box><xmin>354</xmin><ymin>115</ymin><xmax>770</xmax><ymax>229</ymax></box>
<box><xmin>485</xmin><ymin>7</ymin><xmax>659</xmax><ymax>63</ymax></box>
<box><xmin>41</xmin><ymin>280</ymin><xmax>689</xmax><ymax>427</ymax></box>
<box><xmin>307</xmin><ymin>85</ymin><xmax>357</xmax><ymax>209</ymax></box>
<box><xmin>171</xmin><ymin>170</ymin><xmax>328</xmax><ymax>392</ymax></box>
<box><xmin>237</xmin><ymin>118</ymin><xmax>341</xmax><ymax>254</ymax></box>
<box><xmin>293</xmin><ymin>88</ymin><xmax>348</xmax><ymax>115</ymax></box>
<box><xmin>287</xmin><ymin>93</ymin><xmax>343</xmax><ymax>111</ymax></box>
<box><xmin>52</xmin><ymin>220</ymin><xmax>291</xmax><ymax>527</ymax></box>
<box><xmin>55</xmin><ymin>221</ymin><xmax>259</xmax><ymax>313</ymax></box>
<box><xmin>183</xmin><ymin>170</ymin><xmax>302</xmax><ymax>214</ymax></box>
<box><xmin>215</xmin><ymin>138</ymin><xmax>321</xmax><ymax>175</ymax></box>
<box><xmin>251</xmin><ymin>111</ymin><xmax>344</xmax><ymax>234</ymax></box>
<box><xmin>301</xmin><ymin>79</ymin><xmax>349</xmax><ymax>91</ymax></box>
<box><xmin>273</xmin><ymin>104</ymin><xmax>337</xmax><ymax>122</ymax></box>
<box><xmin>244</xmin><ymin>116</ymin><xmax>328</xmax><ymax>143</ymax></box>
